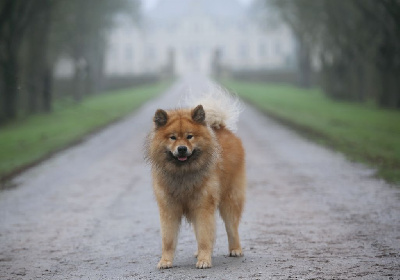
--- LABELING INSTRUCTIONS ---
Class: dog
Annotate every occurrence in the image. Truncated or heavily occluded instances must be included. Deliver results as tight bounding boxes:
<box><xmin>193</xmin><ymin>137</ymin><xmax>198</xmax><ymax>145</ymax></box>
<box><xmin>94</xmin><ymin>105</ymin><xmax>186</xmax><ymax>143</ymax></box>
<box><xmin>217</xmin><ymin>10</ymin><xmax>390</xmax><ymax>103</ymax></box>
<box><xmin>145</xmin><ymin>89</ymin><xmax>246</xmax><ymax>269</ymax></box>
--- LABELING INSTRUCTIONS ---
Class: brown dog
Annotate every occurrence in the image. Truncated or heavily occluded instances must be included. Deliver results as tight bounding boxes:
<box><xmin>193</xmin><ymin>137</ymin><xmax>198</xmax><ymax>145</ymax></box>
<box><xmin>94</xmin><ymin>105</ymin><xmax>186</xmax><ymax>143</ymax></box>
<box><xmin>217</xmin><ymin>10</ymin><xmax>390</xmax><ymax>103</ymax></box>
<box><xmin>146</xmin><ymin>94</ymin><xmax>246</xmax><ymax>269</ymax></box>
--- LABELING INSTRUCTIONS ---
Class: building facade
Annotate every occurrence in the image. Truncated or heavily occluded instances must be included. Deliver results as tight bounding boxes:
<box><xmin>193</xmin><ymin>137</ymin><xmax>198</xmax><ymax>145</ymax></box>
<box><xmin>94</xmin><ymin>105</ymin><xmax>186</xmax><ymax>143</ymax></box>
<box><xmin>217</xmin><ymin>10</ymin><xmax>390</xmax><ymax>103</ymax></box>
<box><xmin>104</xmin><ymin>0</ymin><xmax>296</xmax><ymax>77</ymax></box>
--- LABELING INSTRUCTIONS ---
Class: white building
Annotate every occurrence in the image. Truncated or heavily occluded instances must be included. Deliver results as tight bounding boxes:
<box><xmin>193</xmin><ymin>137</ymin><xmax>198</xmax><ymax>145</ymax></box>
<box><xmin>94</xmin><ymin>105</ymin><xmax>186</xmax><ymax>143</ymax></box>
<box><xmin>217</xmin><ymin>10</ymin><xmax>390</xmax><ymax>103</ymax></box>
<box><xmin>104</xmin><ymin>0</ymin><xmax>296</xmax><ymax>77</ymax></box>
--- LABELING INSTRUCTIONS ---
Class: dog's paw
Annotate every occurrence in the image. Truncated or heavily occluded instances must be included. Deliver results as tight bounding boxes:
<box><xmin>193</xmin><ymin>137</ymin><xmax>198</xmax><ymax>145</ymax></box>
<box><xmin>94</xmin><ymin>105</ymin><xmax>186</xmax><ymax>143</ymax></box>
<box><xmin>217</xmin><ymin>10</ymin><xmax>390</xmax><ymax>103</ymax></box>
<box><xmin>229</xmin><ymin>248</ymin><xmax>243</xmax><ymax>257</ymax></box>
<box><xmin>157</xmin><ymin>259</ymin><xmax>173</xmax><ymax>269</ymax></box>
<box><xmin>196</xmin><ymin>259</ymin><xmax>212</xmax><ymax>269</ymax></box>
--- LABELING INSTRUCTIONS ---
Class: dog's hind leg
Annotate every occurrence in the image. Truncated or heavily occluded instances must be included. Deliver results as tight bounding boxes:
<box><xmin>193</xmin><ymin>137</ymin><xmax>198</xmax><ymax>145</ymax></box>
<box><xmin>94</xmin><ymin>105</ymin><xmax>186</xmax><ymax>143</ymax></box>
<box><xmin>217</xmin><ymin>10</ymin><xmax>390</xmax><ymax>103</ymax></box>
<box><xmin>219</xmin><ymin>174</ymin><xmax>246</xmax><ymax>257</ymax></box>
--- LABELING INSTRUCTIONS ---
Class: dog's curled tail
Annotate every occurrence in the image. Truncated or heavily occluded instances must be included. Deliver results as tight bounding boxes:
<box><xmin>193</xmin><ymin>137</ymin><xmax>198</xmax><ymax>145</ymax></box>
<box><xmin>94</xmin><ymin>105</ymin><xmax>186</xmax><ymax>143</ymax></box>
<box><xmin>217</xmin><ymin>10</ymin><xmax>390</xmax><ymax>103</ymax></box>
<box><xmin>184</xmin><ymin>85</ymin><xmax>243</xmax><ymax>132</ymax></box>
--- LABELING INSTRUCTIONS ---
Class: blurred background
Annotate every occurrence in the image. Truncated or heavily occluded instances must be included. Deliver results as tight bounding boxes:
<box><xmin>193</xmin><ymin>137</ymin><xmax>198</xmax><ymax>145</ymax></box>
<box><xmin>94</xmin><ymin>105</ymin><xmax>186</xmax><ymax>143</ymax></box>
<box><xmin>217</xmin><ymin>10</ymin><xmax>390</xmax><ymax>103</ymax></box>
<box><xmin>0</xmin><ymin>0</ymin><xmax>400</xmax><ymax>184</ymax></box>
<box><xmin>1</xmin><ymin>0</ymin><xmax>400</xmax><ymax>120</ymax></box>
<box><xmin>0</xmin><ymin>0</ymin><xmax>295</xmax><ymax>121</ymax></box>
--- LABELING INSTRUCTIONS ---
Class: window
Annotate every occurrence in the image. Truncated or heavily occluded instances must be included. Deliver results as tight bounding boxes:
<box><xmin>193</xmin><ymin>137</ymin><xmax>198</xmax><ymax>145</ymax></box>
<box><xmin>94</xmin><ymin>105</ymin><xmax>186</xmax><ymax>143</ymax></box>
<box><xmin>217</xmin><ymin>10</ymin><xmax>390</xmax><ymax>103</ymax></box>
<box><xmin>238</xmin><ymin>44</ymin><xmax>248</xmax><ymax>58</ymax></box>
<box><xmin>259</xmin><ymin>43</ymin><xmax>266</xmax><ymax>57</ymax></box>
<box><xmin>275</xmin><ymin>42</ymin><xmax>281</xmax><ymax>55</ymax></box>
<box><xmin>125</xmin><ymin>46</ymin><xmax>133</xmax><ymax>60</ymax></box>
<box><xmin>147</xmin><ymin>46</ymin><xmax>156</xmax><ymax>60</ymax></box>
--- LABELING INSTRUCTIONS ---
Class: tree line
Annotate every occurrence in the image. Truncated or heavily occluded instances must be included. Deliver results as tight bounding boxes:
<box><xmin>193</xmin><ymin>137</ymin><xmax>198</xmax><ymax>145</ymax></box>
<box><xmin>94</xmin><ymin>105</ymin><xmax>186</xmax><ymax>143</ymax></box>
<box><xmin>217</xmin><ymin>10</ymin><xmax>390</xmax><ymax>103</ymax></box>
<box><xmin>0</xmin><ymin>0</ymin><xmax>139</xmax><ymax>123</ymax></box>
<box><xmin>267</xmin><ymin>0</ymin><xmax>400</xmax><ymax>109</ymax></box>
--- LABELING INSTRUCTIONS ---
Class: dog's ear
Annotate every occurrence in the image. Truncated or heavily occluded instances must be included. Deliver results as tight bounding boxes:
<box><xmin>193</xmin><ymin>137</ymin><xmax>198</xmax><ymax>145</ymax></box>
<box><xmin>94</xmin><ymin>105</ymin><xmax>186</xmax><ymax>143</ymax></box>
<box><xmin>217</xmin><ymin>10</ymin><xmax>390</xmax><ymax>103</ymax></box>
<box><xmin>154</xmin><ymin>109</ymin><xmax>168</xmax><ymax>127</ymax></box>
<box><xmin>192</xmin><ymin>105</ymin><xmax>205</xmax><ymax>124</ymax></box>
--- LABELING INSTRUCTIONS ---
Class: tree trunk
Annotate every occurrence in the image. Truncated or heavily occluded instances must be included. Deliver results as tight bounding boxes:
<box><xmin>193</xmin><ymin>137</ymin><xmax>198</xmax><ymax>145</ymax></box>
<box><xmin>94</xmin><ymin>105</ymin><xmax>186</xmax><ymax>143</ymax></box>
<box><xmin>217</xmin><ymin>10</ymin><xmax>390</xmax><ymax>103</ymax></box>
<box><xmin>2</xmin><ymin>52</ymin><xmax>19</xmax><ymax>120</ymax></box>
<box><xmin>84</xmin><ymin>63</ymin><xmax>92</xmax><ymax>96</ymax></box>
<box><xmin>296</xmin><ymin>35</ymin><xmax>312</xmax><ymax>88</ymax></box>
<box><xmin>378</xmin><ymin>69</ymin><xmax>397</xmax><ymax>108</ymax></box>
<box><xmin>42</xmin><ymin>66</ymin><xmax>52</xmax><ymax>112</ymax></box>
<box><xmin>26</xmin><ymin>19</ymin><xmax>46</xmax><ymax>114</ymax></box>
<box><xmin>355</xmin><ymin>64</ymin><xmax>365</xmax><ymax>103</ymax></box>
<box><xmin>73</xmin><ymin>60</ymin><xmax>84</xmax><ymax>103</ymax></box>
<box><xmin>0</xmin><ymin>1</ymin><xmax>42</xmax><ymax>121</ymax></box>
<box><xmin>40</xmin><ymin>1</ymin><xmax>52</xmax><ymax>112</ymax></box>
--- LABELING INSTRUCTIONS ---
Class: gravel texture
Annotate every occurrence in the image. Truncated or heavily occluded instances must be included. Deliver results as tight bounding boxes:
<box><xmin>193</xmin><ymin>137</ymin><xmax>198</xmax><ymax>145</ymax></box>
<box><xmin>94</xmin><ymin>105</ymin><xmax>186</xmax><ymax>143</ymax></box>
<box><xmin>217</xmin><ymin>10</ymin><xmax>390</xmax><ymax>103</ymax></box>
<box><xmin>1</xmin><ymin>77</ymin><xmax>399</xmax><ymax>279</ymax></box>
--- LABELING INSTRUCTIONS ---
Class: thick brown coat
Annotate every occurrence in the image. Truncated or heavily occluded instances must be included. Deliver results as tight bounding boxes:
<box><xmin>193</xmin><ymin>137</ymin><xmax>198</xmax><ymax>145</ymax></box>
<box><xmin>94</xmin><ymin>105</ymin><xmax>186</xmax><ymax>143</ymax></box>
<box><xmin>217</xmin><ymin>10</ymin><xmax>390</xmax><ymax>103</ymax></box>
<box><xmin>147</xmin><ymin>105</ymin><xmax>246</xmax><ymax>269</ymax></box>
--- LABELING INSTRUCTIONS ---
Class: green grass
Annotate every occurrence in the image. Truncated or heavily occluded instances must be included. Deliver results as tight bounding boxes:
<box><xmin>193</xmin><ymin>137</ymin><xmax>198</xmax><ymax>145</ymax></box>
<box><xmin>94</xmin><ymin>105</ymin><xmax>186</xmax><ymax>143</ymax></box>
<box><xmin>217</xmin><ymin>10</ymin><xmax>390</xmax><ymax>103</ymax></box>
<box><xmin>0</xmin><ymin>82</ymin><xmax>169</xmax><ymax>180</ymax></box>
<box><xmin>223</xmin><ymin>80</ymin><xmax>400</xmax><ymax>185</ymax></box>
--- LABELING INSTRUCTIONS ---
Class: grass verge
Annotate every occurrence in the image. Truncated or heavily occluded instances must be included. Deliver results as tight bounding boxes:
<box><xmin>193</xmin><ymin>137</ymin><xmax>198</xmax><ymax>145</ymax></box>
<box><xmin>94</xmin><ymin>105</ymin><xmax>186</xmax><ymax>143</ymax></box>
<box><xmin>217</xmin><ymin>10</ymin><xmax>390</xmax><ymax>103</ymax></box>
<box><xmin>222</xmin><ymin>80</ymin><xmax>400</xmax><ymax>185</ymax></box>
<box><xmin>0</xmin><ymin>81</ymin><xmax>170</xmax><ymax>183</ymax></box>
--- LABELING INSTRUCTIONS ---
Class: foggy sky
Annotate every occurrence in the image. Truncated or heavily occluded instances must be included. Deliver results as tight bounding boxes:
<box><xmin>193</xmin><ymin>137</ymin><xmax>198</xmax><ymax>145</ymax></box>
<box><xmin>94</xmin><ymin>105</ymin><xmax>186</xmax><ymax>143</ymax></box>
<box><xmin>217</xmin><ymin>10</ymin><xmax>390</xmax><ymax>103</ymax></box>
<box><xmin>141</xmin><ymin>0</ymin><xmax>254</xmax><ymax>11</ymax></box>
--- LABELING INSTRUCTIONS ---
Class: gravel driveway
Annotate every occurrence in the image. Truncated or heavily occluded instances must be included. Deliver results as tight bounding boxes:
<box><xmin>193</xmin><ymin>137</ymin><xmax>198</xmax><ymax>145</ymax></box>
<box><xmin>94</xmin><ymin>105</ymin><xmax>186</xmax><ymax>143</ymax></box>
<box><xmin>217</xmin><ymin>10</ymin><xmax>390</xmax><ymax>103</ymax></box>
<box><xmin>1</xmin><ymin>77</ymin><xmax>399</xmax><ymax>279</ymax></box>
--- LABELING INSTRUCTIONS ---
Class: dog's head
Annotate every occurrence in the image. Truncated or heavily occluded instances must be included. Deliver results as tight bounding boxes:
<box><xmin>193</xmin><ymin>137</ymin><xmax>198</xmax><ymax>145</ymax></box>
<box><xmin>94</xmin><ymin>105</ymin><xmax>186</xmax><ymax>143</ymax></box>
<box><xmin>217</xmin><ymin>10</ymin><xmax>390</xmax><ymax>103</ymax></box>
<box><xmin>147</xmin><ymin>105</ymin><xmax>218</xmax><ymax>173</ymax></box>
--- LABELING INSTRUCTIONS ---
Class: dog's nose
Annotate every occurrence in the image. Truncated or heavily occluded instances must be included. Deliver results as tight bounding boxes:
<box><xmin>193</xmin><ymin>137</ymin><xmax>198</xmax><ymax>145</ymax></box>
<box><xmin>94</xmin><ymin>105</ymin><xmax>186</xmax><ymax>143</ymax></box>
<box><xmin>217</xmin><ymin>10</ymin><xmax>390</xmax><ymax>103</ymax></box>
<box><xmin>177</xmin><ymin>146</ymin><xmax>187</xmax><ymax>154</ymax></box>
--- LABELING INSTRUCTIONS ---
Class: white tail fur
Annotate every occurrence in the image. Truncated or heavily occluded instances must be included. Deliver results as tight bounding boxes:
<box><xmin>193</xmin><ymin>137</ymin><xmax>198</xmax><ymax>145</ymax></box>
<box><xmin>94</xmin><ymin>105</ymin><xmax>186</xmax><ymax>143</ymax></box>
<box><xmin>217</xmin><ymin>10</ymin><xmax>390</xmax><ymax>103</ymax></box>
<box><xmin>181</xmin><ymin>85</ymin><xmax>243</xmax><ymax>132</ymax></box>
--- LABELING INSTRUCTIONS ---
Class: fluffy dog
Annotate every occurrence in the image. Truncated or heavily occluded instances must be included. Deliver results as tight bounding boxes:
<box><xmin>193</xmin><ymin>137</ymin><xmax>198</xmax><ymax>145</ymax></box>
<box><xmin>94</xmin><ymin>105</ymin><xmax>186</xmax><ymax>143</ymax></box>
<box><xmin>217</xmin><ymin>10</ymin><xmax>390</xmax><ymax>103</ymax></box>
<box><xmin>146</xmin><ymin>90</ymin><xmax>246</xmax><ymax>269</ymax></box>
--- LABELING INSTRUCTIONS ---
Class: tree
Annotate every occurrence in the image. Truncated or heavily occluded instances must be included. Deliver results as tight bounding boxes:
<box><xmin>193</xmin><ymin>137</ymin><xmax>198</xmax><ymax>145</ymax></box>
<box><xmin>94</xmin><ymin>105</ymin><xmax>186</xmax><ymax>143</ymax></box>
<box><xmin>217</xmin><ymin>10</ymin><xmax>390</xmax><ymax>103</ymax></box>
<box><xmin>0</xmin><ymin>0</ymin><xmax>140</xmax><ymax>123</ymax></box>
<box><xmin>23</xmin><ymin>0</ymin><xmax>53</xmax><ymax>113</ymax></box>
<box><xmin>53</xmin><ymin>0</ymin><xmax>140</xmax><ymax>102</ymax></box>
<box><xmin>361</xmin><ymin>0</ymin><xmax>400</xmax><ymax>107</ymax></box>
<box><xmin>0</xmin><ymin>0</ymin><xmax>40</xmax><ymax>121</ymax></box>
<box><xmin>269</xmin><ymin>0</ymin><xmax>400</xmax><ymax>108</ymax></box>
<box><xmin>266</xmin><ymin>0</ymin><xmax>320</xmax><ymax>88</ymax></box>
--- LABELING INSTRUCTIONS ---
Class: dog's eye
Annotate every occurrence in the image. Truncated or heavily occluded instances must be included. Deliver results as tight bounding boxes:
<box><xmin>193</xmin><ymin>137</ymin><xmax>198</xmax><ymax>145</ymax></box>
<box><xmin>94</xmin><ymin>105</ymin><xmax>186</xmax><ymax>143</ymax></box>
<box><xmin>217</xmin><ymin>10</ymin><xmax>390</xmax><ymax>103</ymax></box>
<box><xmin>170</xmin><ymin>136</ymin><xmax>176</xmax><ymax>140</ymax></box>
<box><xmin>187</xmin><ymin>135</ymin><xmax>193</xmax><ymax>140</ymax></box>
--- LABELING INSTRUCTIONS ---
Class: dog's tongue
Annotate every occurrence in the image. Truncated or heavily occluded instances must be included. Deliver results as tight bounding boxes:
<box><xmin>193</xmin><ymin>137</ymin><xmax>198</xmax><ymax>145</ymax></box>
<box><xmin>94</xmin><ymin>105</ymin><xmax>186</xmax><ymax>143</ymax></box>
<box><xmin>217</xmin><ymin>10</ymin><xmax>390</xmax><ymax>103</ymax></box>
<box><xmin>178</xmin><ymin>156</ymin><xmax>188</xmax><ymax>161</ymax></box>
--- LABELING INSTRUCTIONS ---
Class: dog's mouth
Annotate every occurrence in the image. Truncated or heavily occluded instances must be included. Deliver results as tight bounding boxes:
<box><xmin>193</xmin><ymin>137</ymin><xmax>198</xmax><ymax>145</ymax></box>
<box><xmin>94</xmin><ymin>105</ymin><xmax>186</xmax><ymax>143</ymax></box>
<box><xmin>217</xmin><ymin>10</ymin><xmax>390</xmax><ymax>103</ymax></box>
<box><xmin>177</xmin><ymin>156</ymin><xmax>188</xmax><ymax>161</ymax></box>
<box><xmin>168</xmin><ymin>149</ymin><xmax>197</xmax><ymax>164</ymax></box>
<box><xmin>172</xmin><ymin>152</ymin><xmax>192</xmax><ymax>162</ymax></box>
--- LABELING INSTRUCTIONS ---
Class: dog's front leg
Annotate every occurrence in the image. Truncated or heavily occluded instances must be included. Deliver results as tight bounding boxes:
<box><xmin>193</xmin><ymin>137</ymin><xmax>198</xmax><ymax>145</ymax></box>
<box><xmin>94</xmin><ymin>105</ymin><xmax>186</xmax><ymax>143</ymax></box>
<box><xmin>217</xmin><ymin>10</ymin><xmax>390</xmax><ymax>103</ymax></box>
<box><xmin>157</xmin><ymin>202</ymin><xmax>182</xmax><ymax>269</ymax></box>
<box><xmin>193</xmin><ymin>207</ymin><xmax>216</xmax><ymax>269</ymax></box>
